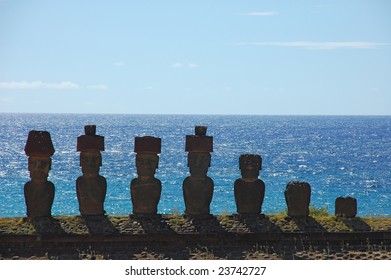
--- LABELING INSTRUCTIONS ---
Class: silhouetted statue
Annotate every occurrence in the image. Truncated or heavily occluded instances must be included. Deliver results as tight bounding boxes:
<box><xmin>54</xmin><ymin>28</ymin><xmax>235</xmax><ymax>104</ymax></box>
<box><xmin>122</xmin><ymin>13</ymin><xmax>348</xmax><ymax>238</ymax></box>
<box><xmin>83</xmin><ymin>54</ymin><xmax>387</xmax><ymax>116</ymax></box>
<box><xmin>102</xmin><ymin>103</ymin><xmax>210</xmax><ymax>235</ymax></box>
<box><xmin>130</xmin><ymin>136</ymin><xmax>162</xmax><ymax>215</ymax></box>
<box><xmin>335</xmin><ymin>196</ymin><xmax>357</xmax><ymax>218</ymax></box>
<box><xmin>183</xmin><ymin>126</ymin><xmax>214</xmax><ymax>216</ymax></box>
<box><xmin>234</xmin><ymin>154</ymin><xmax>265</xmax><ymax>216</ymax></box>
<box><xmin>24</xmin><ymin>130</ymin><xmax>55</xmax><ymax>218</ymax></box>
<box><xmin>284</xmin><ymin>181</ymin><xmax>311</xmax><ymax>217</ymax></box>
<box><xmin>76</xmin><ymin>125</ymin><xmax>106</xmax><ymax>216</ymax></box>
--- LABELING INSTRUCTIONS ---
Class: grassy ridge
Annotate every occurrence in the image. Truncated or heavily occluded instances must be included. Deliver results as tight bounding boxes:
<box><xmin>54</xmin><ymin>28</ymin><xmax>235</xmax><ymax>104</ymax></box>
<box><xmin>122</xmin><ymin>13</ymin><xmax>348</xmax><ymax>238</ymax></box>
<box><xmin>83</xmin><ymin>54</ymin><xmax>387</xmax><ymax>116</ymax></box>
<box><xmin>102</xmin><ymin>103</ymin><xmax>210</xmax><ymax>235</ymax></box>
<box><xmin>0</xmin><ymin>214</ymin><xmax>390</xmax><ymax>235</ymax></box>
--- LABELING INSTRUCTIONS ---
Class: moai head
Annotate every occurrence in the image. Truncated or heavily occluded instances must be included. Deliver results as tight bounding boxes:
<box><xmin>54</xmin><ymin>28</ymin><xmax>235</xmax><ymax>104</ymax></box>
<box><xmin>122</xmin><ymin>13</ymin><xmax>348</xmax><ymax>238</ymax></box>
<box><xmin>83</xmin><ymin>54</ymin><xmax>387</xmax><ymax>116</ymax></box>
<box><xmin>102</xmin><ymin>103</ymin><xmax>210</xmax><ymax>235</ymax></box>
<box><xmin>185</xmin><ymin>126</ymin><xmax>213</xmax><ymax>178</ymax></box>
<box><xmin>134</xmin><ymin>136</ymin><xmax>161</xmax><ymax>179</ymax></box>
<box><xmin>24</xmin><ymin>130</ymin><xmax>55</xmax><ymax>184</ymax></box>
<box><xmin>239</xmin><ymin>154</ymin><xmax>262</xmax><ymax>182</ymax></box>
<box><xmin>77</xmin><ymin>125</ymin><xmax>104</xmax><ymax>178</ymax></box>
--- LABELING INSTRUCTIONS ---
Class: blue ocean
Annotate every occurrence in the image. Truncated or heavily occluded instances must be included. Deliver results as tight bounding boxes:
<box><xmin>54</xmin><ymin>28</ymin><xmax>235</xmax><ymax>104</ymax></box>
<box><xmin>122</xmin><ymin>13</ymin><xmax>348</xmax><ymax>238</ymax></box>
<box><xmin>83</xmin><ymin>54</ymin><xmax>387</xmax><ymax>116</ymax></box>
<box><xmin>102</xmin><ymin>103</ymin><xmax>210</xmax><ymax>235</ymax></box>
<box><xmin>0</xmin><ymin>114</ymin><xmax>390</xmax><ymax>217</ymax></box>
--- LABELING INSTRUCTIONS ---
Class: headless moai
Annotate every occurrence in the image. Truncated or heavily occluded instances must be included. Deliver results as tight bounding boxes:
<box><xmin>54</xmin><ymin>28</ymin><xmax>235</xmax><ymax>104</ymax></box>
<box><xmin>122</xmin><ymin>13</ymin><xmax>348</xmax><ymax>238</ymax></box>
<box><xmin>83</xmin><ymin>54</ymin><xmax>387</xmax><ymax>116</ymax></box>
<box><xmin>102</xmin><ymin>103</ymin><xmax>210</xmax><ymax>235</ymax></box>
<box><xmin>182</xmin><ymin>126</ymin><xmax>214</xmax><ymax>216</ymax></box>
<box><xmin>234</xmin><ymin>154</ymin><xmax>265</xmax><ymax>216</ymax></box>
<box><xmin>284</xmin><ymin>181</ymin><xmax>311</xmax><ymax>217</ymax></box>
<box><xmin>24</xmin><ymin>130</ymin><xmax>55</xmax><ymax>218</ymax></box>
<box><xmin>335</xmin><ymin>197</ymin><xmax>357</xmax><ymax>218</ymax></box>
<box><xmin>130</xmin><ymin>136</ymin><xmax>162</xmax><ymax>215</ymax></box>
<box><xmin>76</xmin><ymin>125</ymin><xmax>107</xmax><ymax>216</ymax></box>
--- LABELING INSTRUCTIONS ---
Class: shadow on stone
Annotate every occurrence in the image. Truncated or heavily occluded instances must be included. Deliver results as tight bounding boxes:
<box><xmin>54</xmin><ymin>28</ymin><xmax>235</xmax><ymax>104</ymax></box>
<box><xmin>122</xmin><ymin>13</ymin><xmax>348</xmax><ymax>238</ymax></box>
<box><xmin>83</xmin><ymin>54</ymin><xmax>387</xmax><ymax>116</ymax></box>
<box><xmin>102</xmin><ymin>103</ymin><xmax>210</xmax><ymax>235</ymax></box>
<box><xmin>131</xmin><ymin>214</ymin><xmax>176</xmax><ymax>235</ymax></box>
<box><xmin>30</xmin><ymin>217</ymin><xmax>66</xmax><ymax>235</ymax></box>
<box><xmin>184</xmin><ymin>215</ymin><xmax>223</xmax><ymax>234</ymax></box>
<box><xmin>290</xmin><ymin>216</ymin><xmax>327</xmax><ymax>232</ymax></box>
<box><xmin>83</xmin><ymin>215</ymin><xmax>119</xmax><ymax>235</ymax></box>
<box><xmin>235</xmin><ymin>214</ymin><xmax>283</xmax><ymax>233</ymax></box>
<box><xmin>340</xmin><ymin>217</ymin><xmax>371</xmax><ymax>232</ymax></box>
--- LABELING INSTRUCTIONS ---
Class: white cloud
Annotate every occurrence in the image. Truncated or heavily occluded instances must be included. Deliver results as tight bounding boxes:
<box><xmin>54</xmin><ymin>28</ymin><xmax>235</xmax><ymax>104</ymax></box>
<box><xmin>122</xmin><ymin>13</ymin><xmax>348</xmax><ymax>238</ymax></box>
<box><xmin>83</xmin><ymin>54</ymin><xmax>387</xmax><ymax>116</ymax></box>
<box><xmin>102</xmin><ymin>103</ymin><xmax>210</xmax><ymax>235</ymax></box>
<box><xmin>172</xmin><ymin>62</ymin><xmax>183</xmax><ymax>68</ymax></box>
<box><xmin>0</xmin><ymin>81</ymin><xmax>110</xmax><ymax>91</ymax></box>
<box><xmin>240</xmin><ymin>11</ymin><xmax>278</xmax><ymax>16</ymax></box>
<box><xmin>114</xmin><ymin>62</ymin><xmax>125</xmax><ymax>67</ymax></box>
<box><xmin>236</xmin><ymin>41</ymin><xmax>389</xmax><ymax>50</ymax></box>
<box><xmin>172</xmin><ymin>62</ymin><xmax>199</xmax><ymax>69</ymax></box>
<box><xmin>86</xmin><ymin>84</ymin><xmax>109</xmax><ymax>90</ymax></box>
<box><xmin>0</xmin><ymin>81</ymin><xmax>80</xmax><ymax>90</ymax></box>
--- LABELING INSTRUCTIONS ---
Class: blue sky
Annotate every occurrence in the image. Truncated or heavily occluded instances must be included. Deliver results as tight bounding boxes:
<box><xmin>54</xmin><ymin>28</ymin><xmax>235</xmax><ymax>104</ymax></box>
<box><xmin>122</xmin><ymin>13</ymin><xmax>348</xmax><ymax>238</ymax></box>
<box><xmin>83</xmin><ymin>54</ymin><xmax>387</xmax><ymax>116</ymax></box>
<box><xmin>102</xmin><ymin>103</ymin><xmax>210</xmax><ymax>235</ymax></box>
<box><xmin>0</xmin><ymin>0</ymin><xmax>390</xmax><ymax>115</ymax></box>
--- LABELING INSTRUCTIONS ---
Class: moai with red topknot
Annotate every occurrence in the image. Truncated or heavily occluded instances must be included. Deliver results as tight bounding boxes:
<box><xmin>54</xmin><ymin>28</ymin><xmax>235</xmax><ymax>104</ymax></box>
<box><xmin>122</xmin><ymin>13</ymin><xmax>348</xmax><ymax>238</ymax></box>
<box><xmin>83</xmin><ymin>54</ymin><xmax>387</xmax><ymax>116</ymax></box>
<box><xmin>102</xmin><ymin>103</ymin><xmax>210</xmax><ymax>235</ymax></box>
<box><xmin>24</xmin><ymin>130</ymin><xmax>55</xmax><ymax>218</ymax></box>
<box><xmin>183</xmin><ymin>126</ymin><xmax>214</xmax><ymax>216</ymax></box>
<box><xmin>234</xmin><ymin>154</ymin><xmax>265</xmax><ymax>216</ymax></box>
<box><xmin>76</xmin><ymin>125</ymin><xmax>107</xmax><ymax>216</ymax></box>
<box><xmin>130</xmin><ymin>136</ymin><xmax>162</xmax><ymax>215</ymax></box>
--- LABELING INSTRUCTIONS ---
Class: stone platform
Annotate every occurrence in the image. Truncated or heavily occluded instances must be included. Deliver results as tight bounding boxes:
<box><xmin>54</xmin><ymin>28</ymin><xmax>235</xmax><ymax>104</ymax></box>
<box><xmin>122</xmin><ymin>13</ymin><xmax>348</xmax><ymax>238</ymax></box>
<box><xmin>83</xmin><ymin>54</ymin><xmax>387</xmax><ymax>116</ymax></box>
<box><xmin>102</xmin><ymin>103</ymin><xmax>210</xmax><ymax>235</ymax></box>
<box><xmin>1</xmin><ymin>215</ymin><xmax>390</xmax><ymax>260</ymax></box>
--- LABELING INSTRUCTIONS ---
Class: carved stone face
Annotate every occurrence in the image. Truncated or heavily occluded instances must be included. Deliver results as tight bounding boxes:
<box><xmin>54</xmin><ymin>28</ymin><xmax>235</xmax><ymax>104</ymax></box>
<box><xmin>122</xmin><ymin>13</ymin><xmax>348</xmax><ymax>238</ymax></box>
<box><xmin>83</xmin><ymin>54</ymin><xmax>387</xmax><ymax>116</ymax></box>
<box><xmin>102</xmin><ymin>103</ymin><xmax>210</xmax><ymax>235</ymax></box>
<box><xmin>80</xmin><ymin>151</ymin><xmax>102</xmax><ymax>177</ymax></box>
<box><xmin>28</xmin><ymin>156</ymin><xmax>51</xmax><ymax>184</ymax></box>
<box><xmin>135</xmin><ymin>153</ymin><xmax>159</xmax><ymax>178</ymax></box>
<box><xmin>188</xmin><ymin>152</ymin><xmax>211</xmax><ymax>178</ymax></box>
<box><xmin>240</xmin><ymin>156</ymin><xmax>261</xmax><ymax>180</ymax></box>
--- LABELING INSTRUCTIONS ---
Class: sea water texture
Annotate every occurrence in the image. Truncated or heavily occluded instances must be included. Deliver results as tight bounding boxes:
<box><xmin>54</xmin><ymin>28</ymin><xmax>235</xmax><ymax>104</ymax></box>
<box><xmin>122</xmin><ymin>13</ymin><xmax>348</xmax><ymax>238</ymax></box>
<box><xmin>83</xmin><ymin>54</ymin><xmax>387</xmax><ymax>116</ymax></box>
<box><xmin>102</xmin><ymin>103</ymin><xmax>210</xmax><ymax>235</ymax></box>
<box><xmin>0</xmin><ymin>114</ymin><xmax>390</xmax><ymax>218</ymax></box>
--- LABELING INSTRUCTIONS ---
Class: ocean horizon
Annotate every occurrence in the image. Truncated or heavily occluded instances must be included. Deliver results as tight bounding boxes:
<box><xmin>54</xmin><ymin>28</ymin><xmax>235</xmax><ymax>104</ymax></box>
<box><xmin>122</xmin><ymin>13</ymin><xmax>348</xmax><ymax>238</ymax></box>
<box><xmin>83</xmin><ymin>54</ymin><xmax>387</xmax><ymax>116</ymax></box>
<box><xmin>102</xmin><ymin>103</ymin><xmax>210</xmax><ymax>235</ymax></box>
<box><xmin>0</xmin><ymin>113</ymin><xmax>390</xmax><ymax>218</ymax></box>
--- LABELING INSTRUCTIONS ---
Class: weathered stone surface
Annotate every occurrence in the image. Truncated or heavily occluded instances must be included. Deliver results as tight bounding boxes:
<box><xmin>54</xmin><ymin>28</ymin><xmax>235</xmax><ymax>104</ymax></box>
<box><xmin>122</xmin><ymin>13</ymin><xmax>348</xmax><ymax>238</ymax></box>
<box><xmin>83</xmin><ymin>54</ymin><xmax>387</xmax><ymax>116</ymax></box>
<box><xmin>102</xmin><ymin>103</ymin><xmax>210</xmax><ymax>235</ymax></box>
<box><xmin>134</xmin><ymin>136</ymin><xmax>161</xmax><ymax>153</ymax></box>
<box><xmin>24</xmin><ymin>130</ymin><xmax>55</xmax><ymax>157</ymax></box>
<box><xmin>77</xmin><ymin>125</ymin><xmax>104</xmax><ymax>152</ymax></box>
<box><xmin>76</xmin><ymin>126</ymin><xmax>106</xmax><ymax>216</ymax></box>
<box><xmin>234</xmin><ymin>154</ymin><xmax>265</xmax><ymax>215</ymax></box>
<box><xmin>284</xmin><ymin>181</ymin><xmax>311</xmax><ymax>217</ymax></box>
<box><xmin>183</xmin><ymin>126</ymin><xmax>214</xmax><ymax>216</ymax></box>
<box><xmin>335</xmin><ymin>197</ymin><xmax>357</xmax><ymax>218</ymax></box>
<box><xmin>24</xmin><ymin>180</ymin><xmax>54</xmax><ymax>218</ymax></box>
<box><xmin>131</xmin><ymin>136</ymin><xmax>162</xmax><ymax>215</ymax></box>
<box><xmin>24</xmin><ymin>131</ymin><xmax>55</xmax><ymax>218</ymax></box>
<box><xmin>185</xmin><ymin>126</ymin><xmax>213</xmax><ymax>152</ymax></box>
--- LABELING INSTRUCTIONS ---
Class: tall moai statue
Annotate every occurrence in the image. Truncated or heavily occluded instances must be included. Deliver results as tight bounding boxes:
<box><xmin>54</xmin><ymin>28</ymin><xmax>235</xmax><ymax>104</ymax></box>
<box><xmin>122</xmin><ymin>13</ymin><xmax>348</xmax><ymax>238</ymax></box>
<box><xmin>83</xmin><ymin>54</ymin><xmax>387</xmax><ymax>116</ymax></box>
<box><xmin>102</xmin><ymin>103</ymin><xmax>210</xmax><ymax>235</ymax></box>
<box><xmin>234</xmin><ymin>154</ymin><xmax>265</xmax><ymax>216</ymax></box>
<box><xmin>76</xmin><ymin>125</ymin><xmax>107</xmax><ymax>216</ymax></box>
<box><xmin>130</xmin><ymin>136</ymin><xmax>162</xmax><ymax>215</ymax></box>
<box><xmin>24</xmin><ymin>130</ymin><xmax>55</xmax><ymax>218</ymax></box>
<box><xmin>183</xmin><ymin>126</ymin><xmax>214</xmax><ymax>216</ymax></box>
<box><xmin>284</xmin><ymin>181</ymin><xmax>311</xmax><ymax>217</ymax></box>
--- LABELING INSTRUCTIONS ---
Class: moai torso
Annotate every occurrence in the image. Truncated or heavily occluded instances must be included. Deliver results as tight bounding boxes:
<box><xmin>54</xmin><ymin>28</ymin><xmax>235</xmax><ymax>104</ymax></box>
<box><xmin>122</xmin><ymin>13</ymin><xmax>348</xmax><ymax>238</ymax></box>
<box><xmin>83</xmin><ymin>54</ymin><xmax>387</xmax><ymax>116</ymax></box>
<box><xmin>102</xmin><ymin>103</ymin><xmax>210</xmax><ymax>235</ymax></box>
<box><xmin>76</xmin><ymin>174</ymin><xmax>107</xmax><ymax>215</ymax></box>
<box><xmin>183</xmin><ymin>174</ymin><xmax>214</xmax><ymax>215</ymax></box>
<box><xmin>24</xmin><ymin>131</ymin><xmax>55</xmax><ymax>218</ymax></box>
<box><xmin>24</xmin><ymin>181</ymin><xmax>55</xmax><ymax>218</ymax></box>
<box><xmin>76</xmin><ymin>126</ymin><xmax>107</xmax><ymax>216</ymax></box>
<box><xmin>131</xmin><ymin>177</ymin><xmax>162</xmax><ymax>214</ymax></box>
<box><xmin>130</xmin><ymin>137</ymin><xmax>162</xmax><ymax>215</ymax></box>
<box><xmin>234</xmin><ymin>154</ymin><xmax>265</xmax><ymax>215</ymax></box>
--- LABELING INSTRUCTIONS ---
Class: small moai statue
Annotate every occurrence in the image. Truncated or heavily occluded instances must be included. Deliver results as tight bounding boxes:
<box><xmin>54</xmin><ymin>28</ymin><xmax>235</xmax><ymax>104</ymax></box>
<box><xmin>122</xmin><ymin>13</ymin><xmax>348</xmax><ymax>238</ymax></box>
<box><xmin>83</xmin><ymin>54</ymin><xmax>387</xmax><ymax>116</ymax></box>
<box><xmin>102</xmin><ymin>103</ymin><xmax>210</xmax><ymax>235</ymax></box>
<box><xmin>182</xmin><ymin>126</ymin><xmax>214</xmax><ymax>216</ymax></box>
<box><xmin>284</xmin><ymin>181</ymin><xmax>311</xmax><ymax>217</ymax></box>
<box><xmin>130</xmin><ymin>136</ymin><xmax>162</xmax><ymax>215</ymax></box>
<box><xmin>335</xmin><ymin>197</ymin><xmax>357</xmax><ymax>218</ymax></box>
<box><xmin>24</xmin><ymin>130</ymin><xmax>55</xmax><ymax>218</ymax></box>
<box><xmin>234</xmin><ymin>154</ymin><xmax>265</xmax><ymax>216</ymax></box>
<box><xmin>76</xmin><ymin>125</ymin><xmax>107</xmax><ymax>216</ymax></box>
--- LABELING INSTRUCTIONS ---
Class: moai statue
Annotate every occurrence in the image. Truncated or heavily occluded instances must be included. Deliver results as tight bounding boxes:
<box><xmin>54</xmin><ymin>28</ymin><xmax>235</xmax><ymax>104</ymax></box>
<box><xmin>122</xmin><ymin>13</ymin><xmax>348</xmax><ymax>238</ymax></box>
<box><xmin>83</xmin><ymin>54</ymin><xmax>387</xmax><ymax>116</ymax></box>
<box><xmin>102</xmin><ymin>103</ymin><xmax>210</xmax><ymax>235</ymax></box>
<box><xmin>335</xmin><ymin>196</ymin><xmax>357</xmax><ymax>218</ymax></box>
<box><xmin>130</xmin><ymin>136</ymin><xmax>162</xmax><ymax>215</ymax></box>
<box><xmin>182</xmin><ymin>126</ymin><xmax>214</xmax><ymax>216</ymax></box>
<box><xmin>234</xmin><ymin>154</ymin><xmax>265</xmax><ymax>216</ymax></box>
<box><xmin>24</xmin><ymin>130</ymin><xmax>55</xmax><ymax>218</ymax></box>
<box><xmin>284</xmin><ymin>181</ymin><xmax>311</xmax><ymax>217</ymax></box>
<box><xmin>76</xmin><ymin>125</ymin><xmax>107</xmax><ymax>216</ymax></box>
